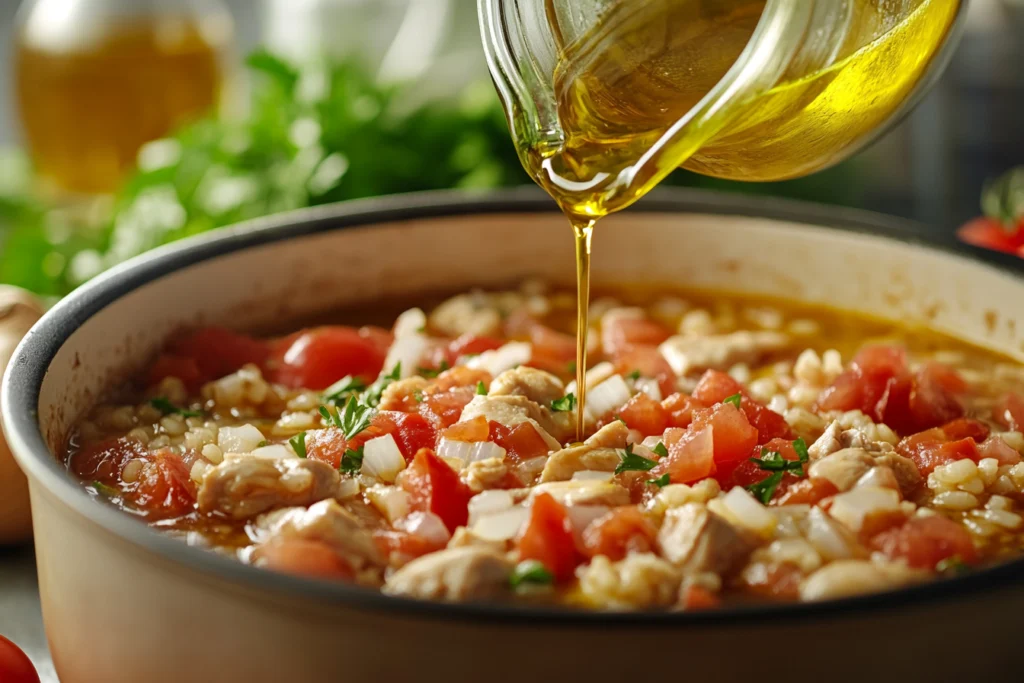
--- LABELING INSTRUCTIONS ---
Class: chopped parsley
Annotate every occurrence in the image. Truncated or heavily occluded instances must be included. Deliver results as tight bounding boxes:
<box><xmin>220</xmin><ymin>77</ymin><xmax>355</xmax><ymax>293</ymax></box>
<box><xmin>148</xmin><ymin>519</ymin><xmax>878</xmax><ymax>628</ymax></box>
<box><xmin>509</xmin><ymin>560</ymin><xmax>553</xmax><ymax>588</ymax></box>
<box><xmin>417</xmin><ymin>360</ymin><xmax>450</xmax><ymax>378</ymax></box>
<box><xmin>150</xmin><ymin>397</ymin><xmax>202</xmax><ymax>418</ymax></box>
<box><xmin>289</xmin><ymin>431</ymin><xmax>307</xmax><ymax>458</ymax></box>
<box><xmin>936</xmin><ymin>556</ymin><xmax>971</xmax><ymax>576</ymax></box>
<box><xmin>476</xmin><ymin>380</ymin><xmax>487</xmax><ymax>395</ymax></box>
<box><xmin>256</xmin><ymin>440</ymin><xmax>268</xmax><ymax>448</ymax></box>
<box><xmin>614</xmin><ymin>415</ymin><xmax>627</xmax><ymax>426</ymax></box>
<box><xmin>92</xmin><ymin>481</ymin><xmax>120</xmax><ymax>498</ymax></box>
<box><xmin>319</xmin><ymin>396</ymin><xmax>374</xmax><ymax>440</ymax></box>
<box><xmin>652</xmin><ymin>442</ymin><xmax>668</xmax><ymax>458</ymax></box>
<box><xmin>614</xmin><ymin>444</ymin><xmax>658</xmax><ymax>475</ymax></box>
<box><xmin>723</xmin><ymin>393</ymin><xmax>742</xmax><ymax>408</ymax></box>
<box><xmin>363</xmin><ymin>363</ymin><xmax>401</xmax><ymax>407</ymax></box>
<box><xmin>551</xmin><ymin>392</ymin><xmax>577</xmax><ymax>412</ymax></box>
<box><xmin>744</xmin><ymin>439</ymin><xmax>811</xmax><ymax>504</ymax></box>
<box><xmin>647</xmin><ymin>473</ymin><xmax>670</xmax><ymax>487</ymax></box>
<box><xmin>627</xmin><ymin>369</ymin><xmax>641</xmax><ymax>381</ymax></box>
<box><xmin>566</xmin><ymin>360</ymin><xmax>576</xmax><ymax>374</ymax></box>
<box><xmin>322</xmin><ymin>375</ymin><xmax>367</xmax><ymax>405</ymax></box>
<box><xmin>413</xmin><ymin>389</ymin><xmax>425</xmax><ymax>403</ymax></box>
<box><xmin>340</xmin><ymin>445</ymin><xmax>365</xmax><ymax>475</ymax></box>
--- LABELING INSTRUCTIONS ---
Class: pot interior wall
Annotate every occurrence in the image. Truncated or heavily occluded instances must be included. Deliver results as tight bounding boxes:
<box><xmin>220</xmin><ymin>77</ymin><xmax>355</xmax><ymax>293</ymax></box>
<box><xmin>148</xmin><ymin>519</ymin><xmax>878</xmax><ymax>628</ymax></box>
<box><xmin>37</xmin><ymin>210</ymin><xmax>1024</xmax><ymax>453</ymax></box>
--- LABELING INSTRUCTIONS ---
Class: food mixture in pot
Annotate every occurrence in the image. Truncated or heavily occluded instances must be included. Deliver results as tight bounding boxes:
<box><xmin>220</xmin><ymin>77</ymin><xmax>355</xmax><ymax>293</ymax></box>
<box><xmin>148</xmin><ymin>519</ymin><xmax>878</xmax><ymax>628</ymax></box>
<box><xmin>65</xmin><ymin>284</ymin><xmax>1024</xmax><ymax>610</ymax></box>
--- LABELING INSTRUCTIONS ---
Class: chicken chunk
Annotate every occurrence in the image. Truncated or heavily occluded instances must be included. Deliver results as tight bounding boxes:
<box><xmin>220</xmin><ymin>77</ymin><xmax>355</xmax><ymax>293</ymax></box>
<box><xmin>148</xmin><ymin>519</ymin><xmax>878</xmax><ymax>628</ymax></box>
<box><xmin>250</xmin><ymin>499</ymin><xmax>382</xmax><ymax>569</ymax></box>
<box><xmin>462</xmin><ymin>457</ymin><xmax>511</xmax><ymax>493</ymax></box>
<box><xmin>447</xmin><ymin>527</ymin><xmax>507</xmax><ymax>552</ymax></box>
<box><xmin>526</xmin><ymin>479</ymin><xmax>631</xmax><ymax>507</ymax></box>
<box><xmin>383</xmin><ymin>546</ymin><xmax>514</xmax><ymax>601</ymax></box>
<box><xmin>807</xmin><ymin>448</ymin><xmax>876</xmax><ymax>492</ymax></box>
<box><xmin>874</xmin><ymin>452</ymin><xmax>922</xmax><ymax>493</ymax></box>
<box><xmin>657</xmin><ymin>503</ymin><xmax>756</xmax><ymax>576</ymax></box>
<box><xmin>197</xmin><ymin>454</ymin><xmax>339</xmax><ymax>520</ymax></box>
<box><xmin>429</xmin><ymin>292</ymin><xmax>503</xmax><ymax>337</ymax></box>
<box><xmin>488</xmin><ymin>366</ymin><xmax>565</xmax><ymax>407</ymax></box>
<box><xmin>459</xmin><ymin>394</ymin><xmax>566</xmax><ymax>447</ymax></box>
<box><xmin>538</xmin><ymin>421</ymin><xmax>629</xmax><ymax>482</ymax></box>
<box><xmin>583</xmin><ymin>420</ymin><xmax>630</xmax><ymax>449</ymax></box>
<box><xmin>800</xmin><ymin>559</ymin><xmax>924</xmax><ymax>601</ymax></box>
<box><xmin>658</xmin><ymin>330</ymin><xmax>790</xmax><ymax>376</ymax></box>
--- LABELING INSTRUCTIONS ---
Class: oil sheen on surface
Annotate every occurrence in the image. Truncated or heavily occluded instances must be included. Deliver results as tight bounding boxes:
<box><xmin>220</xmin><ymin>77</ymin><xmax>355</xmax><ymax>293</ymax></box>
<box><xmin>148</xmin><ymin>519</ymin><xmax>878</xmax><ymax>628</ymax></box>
<box><xmin>517</xmin><ymin>0</ymin><xmax>959</xmax><ymax>428</ymax></box>
<box><xmin>15</xmin><ymin>18</ymin><xmax>225</xmax><ymax>194</ymax></box>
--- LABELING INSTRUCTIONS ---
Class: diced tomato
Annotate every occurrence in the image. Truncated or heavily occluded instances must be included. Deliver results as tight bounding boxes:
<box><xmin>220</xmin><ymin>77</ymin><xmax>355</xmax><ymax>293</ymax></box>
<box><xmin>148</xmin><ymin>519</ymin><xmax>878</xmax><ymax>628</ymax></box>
<box><xmin>907</xmin><ymin>363</ymin><xmax>965</xmax><ymax>432</ymax></box>
<box><xmin>370</xmin><ymin>411</ymin><xmax>438</xmax><ymax>460</ymax></box>
<box><xmin>419</xmin><ymin>386</ymin><xmax>478</xmax><ymax>429</ymax></box>
<box><xmin>942</xmin><ymin>418</ymin><xmax>990</xmax><ymax>443</ymax></box>
<box><xmin>775</xmin><ymin>477</ymin><xmax>839</xmax><ymax>506</ymax></box>
<box><xmin>429</xmin><ymin>366</ymin><xmax>492</xmax><ymax>393</ymax></box>
<box><xmin>0</xmin><ymin>635</ymin><xmax>40</xmax><ymax>683</ymax></box>
<box><xmin>995</xmin><ymin>392</ymin><xmax>1024</xmax><ymax>432</ymax></box>
<box><xmin>400</xmin><ymin>449</ymin><xmax>473</xmax><ymax>532</ymax></box>
<box><xmin>681</xmin><ymin>585</ymin><xmax>721</xmax><ymax>610</ymax></box>
<box><xmin>617</xmin><ymin>393</ymin><xmax>669</xmax><ymax>437</ymax></box>
<box><xmin>373</xmin><ymin>529</ymin><xmax>446</xmax><ymax>563</ymax></box>
<box><xmin>71</xmin><ymin>437</ymin><xmax>149</xmax><ymax>483</ymax></box>
<box><xmin>268</xmin><ymin>326</ymin><xmax>389</xmax><ymax>390</ymax></box>
<box><xmin>530</xmin><ymin>324</ymin><xmax>577</xmax><ymax>364</ymax></box>
<box><xmin>742</xmin><ymin>563</ymin><xmax>802</xmax><ymax>601</ymax></box>
<box><xmin>133</xmin><ymin>449</ymin><xmax>196</xmax><ymax>519</ymax></box>
<box><xmin>692</xmin><ymin>370</ymin><xmax>791</xmax><ymax>444</ymax></box>
<box><xmin>602</xmin><ymin>316</ymin><xmax>670</xmax><ymax>356</ymax></box>
<box><xmin>442</xmin><ymin>415</ymin><xmax>490</xmax><ymax>442</ymax></box>
<box><xmin>489</xmin><ymin>421</ymin><xmax>551</xmax><ymax>464</ymax></box>
<box><xmin>581</xmin><ymin>507</ymin><xmax>658</xmax><ymax>561</ymax></box>
<box><xmin>979</xmin><ymin>436</ymin><xmax>1022</xmax><ymax>465</ymax></box>
<box><xmin>169</xmin><ymin>326</ymin><xmax>269</xmax><ymax>382</ymax></box>
<box><xmin>304</xmin><ymin>427</ymin><xmax>348</xmax><ymax>469</ymax></box>
<box><xmin>869</xmin><ymin>515</ymin><xmax>978</xmax><ymax>569</ymax></box>
<box><xmin>661</xmin><ymin>393</ymin><xmax>705</xmax><ymax>429</ymax></box>
<box><xmin>691</xmin><ymin>370</ymin><xmax>746</xmax><ymax>404</ymax></box>
<box><xmin>449</xmin><ymin>334</ymin><xmax>504</xmax><ymax>360</ymax></box>
<box><xmin>897</xmin><ymin>430</ymin><xmax>980</xmax><ymax>475</ymax></box>
<box><xmin>723</xmin><ymin>438</ymin><xmax>802</xmax><ymax>496</ymax></box>
<box><xmin>957</xmin><ymin>216</ymin><xmax>1024</xmax><ymax>254</ymax></box>
<box><xmin>257</xmin><ymin>539</ymin><xmax>355</xmax><ymax>581</ymax></box>
<box><xmin>651</xmin><ymin>426</ymin><xmax>715</xmax><ymax>484</ymax></box>
<box><xmin>147</xmin><ymin>354</ymin><xmax>203</xmax><ymax>390</ymax></box>
<box><xmin>614</xmin><ymin>346</ymin><xmax>677</xmax><ymax>397</ymax></box>
<box><xmin>516</xmin><ymin>492</ymin><xmax>580</xmax><ymax>582</ymax></box>
<box><xmin>699</xmin><ymin>402</ymin><xmax>760</xmax><ymax>465</ymax></box>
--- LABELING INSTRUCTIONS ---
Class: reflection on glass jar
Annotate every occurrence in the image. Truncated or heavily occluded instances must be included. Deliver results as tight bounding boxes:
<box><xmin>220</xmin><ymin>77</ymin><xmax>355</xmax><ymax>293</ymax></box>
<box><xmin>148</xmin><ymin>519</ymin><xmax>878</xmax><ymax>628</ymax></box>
<box><xmin>14</xmin><ymin>0</ymin><xmax>234</xmax><ymax>195</ymax></box>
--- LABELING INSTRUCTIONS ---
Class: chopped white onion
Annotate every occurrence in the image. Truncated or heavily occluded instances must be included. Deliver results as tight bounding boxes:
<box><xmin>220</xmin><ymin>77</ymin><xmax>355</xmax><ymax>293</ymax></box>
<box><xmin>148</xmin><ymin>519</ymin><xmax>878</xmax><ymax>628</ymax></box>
<box><xmin>393</xmin><ymin>308</ymin><xmax>427</xmax><ymax>339</ymax></box>
<box><xmin>720</xmin><ymin>486</ymin><xmax>776</xmax><ymax>535</ymax></box>
<box><xmin>465</xmin><ymin>342</ymin><xmax>532</xmax><ymax>376</ymax></box>
<box><xmin>584</xmin><ymin>375</ymin><xmax>633</xmax><ymax>421</ymax></box>
<box><xmin>394</xmin><ymin>511</ymin><xmax>451</xmax><ymax>546</ymax></box>
<box><xmin>855</xmin><ymin>466</ymin><xmax>900</xmax><ymax>491</ymax></box>
<box><xmin>249</xmin><ymin>444</ymin><xmax>294</xmax><ymax>460</ymax></box>
<box><xmin>571</xmin><ymin>470</ymin><xmax>615</xmax><ymax>482</ymax></box>
<box><xmin>634</xmin><ymin>377</ymin><xmax>663</xmax><ymax>401</ymax></box>
<box><xmin>361</xmin><ymin>434</ymin><xmax>407</xmax><ymax>483</ymax></box>
<box><xmin>805</xmin><ymin>507</ymin><xmax>853</xmax><ymax>560</ymax></box>
<box><xmin>828</xmin><ymin>486</ymin><xmax>901</xmax><ymax>533</ymax></box>
<box><xmin>217</xmin><ymin>424</ymin><xmax>266</xmax><ymax>454</ymax></box>
<box><xmin>336</xmin><ymin>477</ymin><xmax>361</xmax><ymax>500</ymax></box>
<box><xmin>365</xmin><ymin>484</ymin><xmax>410</xmax><ymax>522</ymax></box>
<box><xmin>436</xmin><ymin>438</ymin><xmax>507</xmax><ymax>464</ymax></box>
<box><xmin>383</xmin><ymin>335</ymin><xmax>431</xmax><ymax>379</ymax></box>
<box><xmin>468</xmin><ymin>489</ymin><xmax>514</xmax><ymax>525</ymax></box>
<box><xmin>566</xmin><ymin>361</ymin><xmax>616</xmax><ymax>396</ymax></box>
<box><xmin>566</xmin><ymin>504</ymin><xmax>611</xmax><ymax>533</ymax></box>
<box><xmin>471</xmin><ymin>505</ymin><xmax>529</xmax><ymax>541</ymax></box>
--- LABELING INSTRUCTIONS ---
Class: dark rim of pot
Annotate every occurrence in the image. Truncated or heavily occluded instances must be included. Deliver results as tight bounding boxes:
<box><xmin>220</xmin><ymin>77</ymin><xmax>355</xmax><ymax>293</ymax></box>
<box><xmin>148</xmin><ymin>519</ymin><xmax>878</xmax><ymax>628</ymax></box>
<box><xmin>5</xmin><ymin>187</ymin><xmax>1024</xmax><ymax>628</ymax></box>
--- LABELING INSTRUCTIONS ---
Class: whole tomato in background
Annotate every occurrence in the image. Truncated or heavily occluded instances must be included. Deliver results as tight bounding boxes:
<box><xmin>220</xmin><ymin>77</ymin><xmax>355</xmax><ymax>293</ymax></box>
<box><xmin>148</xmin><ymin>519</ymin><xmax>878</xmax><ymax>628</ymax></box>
<box><xmin>957</xmin><ymin>168</ymin><xmax>1024</xmax><ymax>256</ymax></box>
<box><xmin>0</xmin><ymin>636</ymin><xmax>40</xmax><ymax>683</ymax></box>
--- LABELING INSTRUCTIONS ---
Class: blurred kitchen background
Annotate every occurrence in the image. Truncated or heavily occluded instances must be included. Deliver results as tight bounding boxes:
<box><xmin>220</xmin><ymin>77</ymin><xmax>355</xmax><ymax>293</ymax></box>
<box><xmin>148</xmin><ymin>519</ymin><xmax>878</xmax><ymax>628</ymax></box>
<box><xmin>0</xmin><ymin>0</ymin><xmax>1021</xmax><ymax>298</ymax></box>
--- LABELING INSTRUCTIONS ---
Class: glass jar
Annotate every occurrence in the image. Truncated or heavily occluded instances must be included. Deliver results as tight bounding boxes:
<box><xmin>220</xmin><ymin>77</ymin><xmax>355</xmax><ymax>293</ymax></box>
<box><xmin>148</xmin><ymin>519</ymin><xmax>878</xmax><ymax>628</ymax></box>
<box><xmin>14</xmin><ymin>0</ymin><xmax>234</xmax><ymax>195</ymax></box>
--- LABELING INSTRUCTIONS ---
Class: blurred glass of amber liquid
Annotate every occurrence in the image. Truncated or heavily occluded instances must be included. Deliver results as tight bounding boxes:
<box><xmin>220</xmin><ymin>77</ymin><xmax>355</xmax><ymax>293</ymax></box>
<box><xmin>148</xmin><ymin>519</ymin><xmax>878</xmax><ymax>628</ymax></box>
<box><xmin>14</xmin><ymin>0</ymin><xmax>234</xmax><ymax>195</ymax></box>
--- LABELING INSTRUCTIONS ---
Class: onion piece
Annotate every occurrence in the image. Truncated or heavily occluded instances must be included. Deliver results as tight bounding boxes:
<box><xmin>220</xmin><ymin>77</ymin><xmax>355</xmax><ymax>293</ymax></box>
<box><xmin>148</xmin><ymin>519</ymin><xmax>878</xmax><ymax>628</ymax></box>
<box><xmin>584</xmin><ymin>375</ymin><xmax>633</xmax><ymax>421</ymax></box>
<box><xmin>362</xmin><ymin>434</ymin><xmax>407</xmax><ymax>483</ymax></box>
<box><xmin>383</xmin><ymin>334</ymin><xmax>431</xmax><ymax>379</ymax></box>
<box><xmin>217</xmin><ymin>424</ymin><xmax>266</xmax><ymax>454</ymax></box>
<box><xmin>393</xmin><ymin>308</ymin><xmax>427</xmax><ymax>339</ymax></box>
<box><xmin>336</xmin><ymin>477</ymin><xmax>361</xmax><ymax>500</ymax></box>
<box><xmin>465</xmin><ymin>342</ymin><xmax>532</xmax><ymax>376</ymax></box>
<box><xmin>365</xmin><ymin>484</ymin><xmax>411</xmax><ymax>522</ymax></box>
<box><xmin>566</xmin><ymin>504</ymin><xmax>611</xmax><ymax>534</ymax></box>
<box><xmin>471</xmin><ymin>506</ymin><xmax>529</xmax><ymax>541</ymax></box>
<box><xmin>805</xmin><ymin>506</ymin><xmax>854</xmax><ymax>560</ymax></box>
<box><xmin>828</xmin><ymin>486</ymin><xmax>901</xmax><ymax>533</ymax></box>
<box><xmin>394</xmin><ymin>511</ymin><xmax>451</xmax><ymax>546</ymax></box>
<box><xmin>719</xmin><ymin>486</ymin><xmax>776</xmax><ymax>535</ymax></box>
<box><xmin>566</xmin><ymin>361</ymin><xmax>616</xmax><ymax>396</ymax></box>
<box><xmin>571</xmin><ymin>470</ymin><xmax>614</xmax><ymax>482</ymax></box>
<box><xmin>436</xmin><ymin>438</ymin><xmax>507</xmax><ymax>464</ymax></box>
<box><xmin>855</xmin><ymin>466</ymin><xmax>900</xmax><ymax>492</ymax></box>
<box><xmin>468</xmin><ymin>490</ymin><xmax>514</xmax><ymax>525</ymax></box>
<box><xmin>634</xmin><ymin>377</ymin><xmax>663</xmax><ymax>401</ymax></box>
<box><xmin>249</xmin><ymin>444</ymin><xmax>294</xmax><ymax>460</ymax></box>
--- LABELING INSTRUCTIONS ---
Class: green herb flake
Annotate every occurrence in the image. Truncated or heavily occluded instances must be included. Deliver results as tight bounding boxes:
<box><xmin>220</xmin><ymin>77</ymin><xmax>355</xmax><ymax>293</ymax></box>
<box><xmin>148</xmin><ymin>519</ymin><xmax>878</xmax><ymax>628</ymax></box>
<box><xmin>363</xmin><ymin>363</ymin><xmax>401</xmax><ymax>408</ymax></box>
<box><xmin>319</xmin><ymin>395</ymin><xmax>374</xmax><ymax>440</ymax></box>
<box><xmin>627</xmin><ymin>369</ymin><xmax>641</xmax><ymax>381</ymax></box>
<box><xmin>476</xmin><ymin>381</ymin><xmax>487</xmax><ymax>395</ymax></box>
<box><xmin>92</xmin><ymin>481</ymin><xmax>120</xmax><ymax>499</ymax></box>
<box><xmin>340</xmin><ymin>445</ymin><xmax>365</xmax><ymax>475</ymax></box>
<box><xmin>566</xmin><ymin>361</ymin><xmax>577</xmax><ymax>374</ymax></box>
<box><xmin>614</xmin><ymin>415</ymin><xmax>627</xmax><ymax>426</ymax></box>
<box><xmin>150</xmin><ymin>397</ymin><xmax>202</xmax><ymax>418</ymax></box>
<box><xmin>322</xmin><ymin>375</ymin><xmax>366</xmax><ymax>405</ymax></box>
<box><xmin>792</xmin><ymin>437</ymin><xmax>810</xmax><ymax>464</ymax></box>
<box><xmin>413</xmin><ymin>389</ymin><xmax>425</xmax><ymax>403</ymax></box>
<box><xmin>652</xmin><ymin>442</ymin><xmax>668</xmax><ymax>458</ymax></box>
<box><xmin>746</xmin><ymin>471</ymin><xmax>785</xmax><ymax>505</ymax></box>
<box><xmin>723</xmin><ymin>393</ymin><xmax>742</xmax><ymax>408</ymax></box>
<box><xmin>647</xmin><ymin>473</ymin><xmax>670</xmax><ymax>488</ymax></box>
<box><xmin>551</xmin><ymin>392</ymin><xmax>577</xmax><ymax>413</ymax></box>
<box><xmin>256</xmin><ymin>440</ymin><xmax>268</xmax><ymax>448</ymax></box>
<box><xmin>614</xmin><ymin>444</ymin><xmax>658</xmax><ymax>475</ymax></box>
<box><xmin>289</xmin><ymin>431</ymin><xmax>307</xmax><ymax>458</ymax></box>
<box><xmin>418</xmin><ymin>360</ymin><xmax>450</xmax><ymax>379</ymax></box>
<box><xmin>509</xmin><ymin>560</ymin><xmax>553</xmax><ymax>588</ymax></box>
<box><xmin>936</xmin><ymin>556</ymin><xmax>971</xmax><ymax>576</ymax></box>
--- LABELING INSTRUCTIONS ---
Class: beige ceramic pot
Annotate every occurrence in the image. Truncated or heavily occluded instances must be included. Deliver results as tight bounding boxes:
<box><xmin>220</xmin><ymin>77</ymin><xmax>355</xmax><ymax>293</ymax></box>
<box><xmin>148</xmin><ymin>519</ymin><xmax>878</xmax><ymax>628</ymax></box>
<box><xmin>4</xmin><ymin>189</ymin><xmax>1024</xmax><ymax>683</ymax></box>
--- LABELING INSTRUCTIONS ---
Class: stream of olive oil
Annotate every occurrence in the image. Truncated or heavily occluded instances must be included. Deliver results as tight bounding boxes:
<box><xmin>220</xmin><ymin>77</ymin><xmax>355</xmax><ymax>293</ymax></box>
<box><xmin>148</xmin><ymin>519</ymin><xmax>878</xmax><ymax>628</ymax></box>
<box><xmin>525</xmin><ymin>0</ymin><xmax>959</xmax><ymax>434</ymax></box>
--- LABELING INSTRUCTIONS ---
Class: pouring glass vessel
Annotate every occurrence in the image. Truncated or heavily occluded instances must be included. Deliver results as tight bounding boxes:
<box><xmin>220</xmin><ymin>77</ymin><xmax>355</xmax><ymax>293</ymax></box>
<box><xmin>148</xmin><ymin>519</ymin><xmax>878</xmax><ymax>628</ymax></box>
<box><xmin>478</xmin><ymin>0</ymin><xmax>970</xmax><ymax>221</ymax></box>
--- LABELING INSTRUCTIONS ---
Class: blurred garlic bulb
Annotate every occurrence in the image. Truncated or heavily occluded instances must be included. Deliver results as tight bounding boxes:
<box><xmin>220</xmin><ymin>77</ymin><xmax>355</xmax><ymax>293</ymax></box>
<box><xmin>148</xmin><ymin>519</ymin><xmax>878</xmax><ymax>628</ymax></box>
<box><xmin>0</xmin><ymin>286</ymin><xmax>44</xmax><ymax>543</ymax></box>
